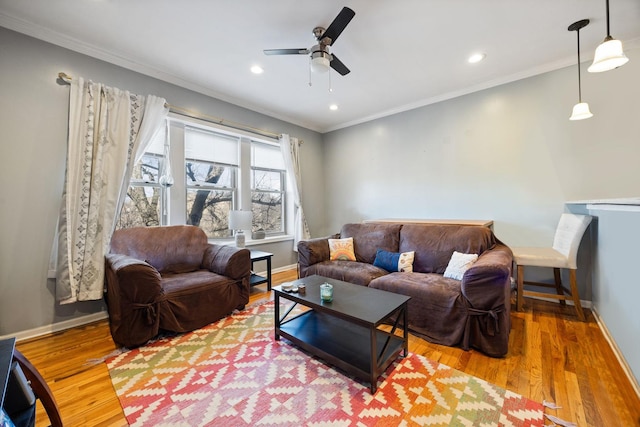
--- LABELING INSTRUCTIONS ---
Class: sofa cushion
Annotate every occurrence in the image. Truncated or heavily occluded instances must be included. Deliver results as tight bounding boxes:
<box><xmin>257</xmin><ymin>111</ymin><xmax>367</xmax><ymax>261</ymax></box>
<box><xmin>373</xmin><ymin>249</ymin><xmax>415</xmax><ymax>272</ymax></box>
<box><xmin>341</xmin><ymin>223</ymin><xmax>402</xmax><ymax>264</ymax></box>
<box><xmin>328</xmin><ymin>237</ymin><xmax>356</xmax><ymax>261</ymax></box>
<box><xmin>301</xmin><ymin>260</ymin><xmax>388</xmax><ymax>287</ymax></box>
<box><xmin>399</xmin><ymin>225</ymin><xmax>495</xmax><ymax>274</ymax></box>
<box><xmin>369</xmin><ymin>272</ymin><xmax>467</xmax><ymax>346</ymax></box>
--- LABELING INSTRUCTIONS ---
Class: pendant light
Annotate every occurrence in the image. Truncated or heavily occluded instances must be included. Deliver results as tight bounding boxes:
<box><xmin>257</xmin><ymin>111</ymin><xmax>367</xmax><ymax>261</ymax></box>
<box><xmin>569</xmin><ymin>19</ymin><xmax>593</xmax><ymax>121</ymax></box>
<box><xmin>588</xmin><ymin>0</ymin><xmax>629</xmax><ymax>73</ymax></box>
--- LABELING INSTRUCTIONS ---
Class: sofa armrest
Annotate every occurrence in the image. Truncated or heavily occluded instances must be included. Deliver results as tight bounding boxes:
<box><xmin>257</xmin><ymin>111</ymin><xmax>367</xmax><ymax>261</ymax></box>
<box><xmin>105</xmin><ymin>253</ymin><xmax>163</xmax><ymax>301</ymax></box>
<box><xmin>104</xmin><ymin>253</ymin><xmax>164</xmax><ymax>348</ymax></box>
<box><xmin>460</xmin><ymin>244</ymin><xmax>513</xmax><ymax>309</ymax></box>
<box><xmin>297</xmin><ymin>234</ymin><xmax>339</xmax><ymax>268</ymax></box>
<box><xmin>202</xmin><ymin>245</ymin><xmax>250</xmax><ymax>280</ymax></box>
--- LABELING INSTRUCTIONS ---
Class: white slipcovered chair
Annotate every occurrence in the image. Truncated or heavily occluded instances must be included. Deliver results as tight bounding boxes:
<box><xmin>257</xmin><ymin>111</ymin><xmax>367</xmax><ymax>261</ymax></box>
<box><xmin>512</xmin><ymin>213</ymin><xmax>592</xmax><ymax>321</ymax></box>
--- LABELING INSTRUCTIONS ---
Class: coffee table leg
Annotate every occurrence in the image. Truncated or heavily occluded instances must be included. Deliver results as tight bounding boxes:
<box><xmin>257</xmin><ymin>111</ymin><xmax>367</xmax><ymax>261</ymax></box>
<box><xmin>403</xmin><ymin>303</ymin><xmax>408</xmax><ymax>357</ymax></box>
<box><xmin>266</xmin><ymin>256</ymin><xmax>272</xmax><ymax>291</ymax></box>
<box><xmin>274</xmin><ymin>293</ymin><xmax>280</xmax><ymax>341</ymax></box>
<box><xmin>370</xmin><ymin>327</ymin><xmax>377</xmax><ymax>393</ymax></box>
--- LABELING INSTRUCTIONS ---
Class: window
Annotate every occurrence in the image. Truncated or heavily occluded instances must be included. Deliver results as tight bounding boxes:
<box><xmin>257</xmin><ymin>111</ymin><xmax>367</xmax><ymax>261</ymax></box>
<box><xmin>117</xmin><ymin>132</ymin><xmax>166</xmax><ymax>229</ymax></box>
<box><xmin>185</xmin><ymin>127</ymin><xmax>238</xmax><ymax>238</ymax></box>
<box><xmin>251</xmin><ymin>141</ymin><xmax>285</xmax><ymax>235</ymax></box>
<box><xmin>117</xmin><ymin>116</ymin><xmax>288</xmax><ymax>241</ymax></box>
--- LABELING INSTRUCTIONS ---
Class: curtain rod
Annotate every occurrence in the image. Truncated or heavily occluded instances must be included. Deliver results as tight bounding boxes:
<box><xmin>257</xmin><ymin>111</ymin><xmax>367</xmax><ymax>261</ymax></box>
<box><xmin>57</xmin><ymin>72</ymin><xmax>297</xmax><ymax>143</ymax></box>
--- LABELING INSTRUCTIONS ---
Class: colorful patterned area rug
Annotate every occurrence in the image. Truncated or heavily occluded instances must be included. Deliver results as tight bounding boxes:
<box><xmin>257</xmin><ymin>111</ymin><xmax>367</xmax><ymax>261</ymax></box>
<box><xmin>106</xmin><ymin>301</ymin><xmax>545</xmax><ymax>426</ymax></box>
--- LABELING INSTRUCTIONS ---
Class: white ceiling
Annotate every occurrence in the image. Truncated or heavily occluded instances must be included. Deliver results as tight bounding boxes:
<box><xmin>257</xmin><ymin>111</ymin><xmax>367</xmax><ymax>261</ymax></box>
<box><xmin>1</xmin><ymin>0</ymin><xmax>639</xmax><ymax>133</ymax></box>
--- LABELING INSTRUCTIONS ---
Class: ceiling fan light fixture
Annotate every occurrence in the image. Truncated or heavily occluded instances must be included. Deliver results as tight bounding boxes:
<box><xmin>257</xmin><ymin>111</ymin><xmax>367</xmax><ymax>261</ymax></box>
<box><xmin>310</xmin><ymin>47</ymin><xmax>331</xmax><ymax>73</ymax></box>
<box><xmin>588</xmin><ymin>37</ymin><xmax>629</xmax><ymax>72</ymax></box>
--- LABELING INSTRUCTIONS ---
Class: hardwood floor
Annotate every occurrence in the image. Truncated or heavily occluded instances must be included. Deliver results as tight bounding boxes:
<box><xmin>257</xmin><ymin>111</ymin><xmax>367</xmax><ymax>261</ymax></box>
<box><xmin>16</xmin><ymin>269</ymin><xmax>640</xmax><ymax>426</ymax></box>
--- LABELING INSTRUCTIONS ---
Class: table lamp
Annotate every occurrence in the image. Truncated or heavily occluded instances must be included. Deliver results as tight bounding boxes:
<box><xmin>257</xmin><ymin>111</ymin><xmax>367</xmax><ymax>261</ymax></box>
<box><xmin>229</xmin><ymin>210</ymin><xmax>252</xmax><ymax>248</ymax></box>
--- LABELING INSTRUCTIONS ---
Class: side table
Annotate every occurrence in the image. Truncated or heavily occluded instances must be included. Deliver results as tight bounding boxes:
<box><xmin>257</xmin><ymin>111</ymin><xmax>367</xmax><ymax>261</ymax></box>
<box><xmin>250</xmin><ymin>250</ymin><xmax>273</xmax><ymax>291</ymax></box>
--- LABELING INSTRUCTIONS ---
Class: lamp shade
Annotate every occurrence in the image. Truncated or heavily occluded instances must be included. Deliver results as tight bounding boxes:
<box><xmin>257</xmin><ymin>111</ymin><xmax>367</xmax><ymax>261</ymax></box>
<box><xmin>569</xmin><ymin>102</ymin><xmax>594</xmax><ymax>121</ymax></box>
<box><xmin>588</xmin><ymin>38</ymin><xmax>629</xmax><ymax>72</ymax></box>
<box><xmin>229</xmin><ymin>210</ymin><xmax>252</xmax><ymax>231</ymax></box>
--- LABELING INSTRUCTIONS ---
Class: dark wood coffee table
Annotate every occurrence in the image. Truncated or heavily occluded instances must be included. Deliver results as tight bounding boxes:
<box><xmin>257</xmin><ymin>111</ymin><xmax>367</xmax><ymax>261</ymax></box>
<box><xmin>273</xmin><ymin>275</ymin><xmax>410</xmax><ymax>393</ymax></box>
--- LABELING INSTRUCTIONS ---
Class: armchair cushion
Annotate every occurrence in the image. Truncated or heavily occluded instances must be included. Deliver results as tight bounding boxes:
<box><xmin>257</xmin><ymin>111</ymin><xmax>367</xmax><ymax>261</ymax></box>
<box><xmin>109</xmin><ymin>225</ymin><xmax>208</xmax><ymax>274</ymax></box>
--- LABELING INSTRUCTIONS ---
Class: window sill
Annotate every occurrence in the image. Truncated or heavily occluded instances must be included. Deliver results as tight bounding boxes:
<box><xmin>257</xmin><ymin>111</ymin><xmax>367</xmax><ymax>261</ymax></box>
<box><xmin>213</xmin><ymin>234</ymin><xmax>294</xmax><ymax>247</ymax></box>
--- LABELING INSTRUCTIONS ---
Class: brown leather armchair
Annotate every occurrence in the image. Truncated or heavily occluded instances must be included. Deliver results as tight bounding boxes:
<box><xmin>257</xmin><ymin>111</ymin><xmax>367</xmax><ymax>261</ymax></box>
<box><xmin>105</xmin><ymin>225</ymin><xmax>251</xmax><ymax>348</ymax></box>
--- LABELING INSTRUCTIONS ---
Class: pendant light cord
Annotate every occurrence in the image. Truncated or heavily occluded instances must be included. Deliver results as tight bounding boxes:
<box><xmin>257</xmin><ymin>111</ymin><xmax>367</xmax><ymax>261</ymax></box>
<box><xmin>576</xmin><ymin>28</ymin><xmax>582</xmax><ymax>102</ymax></box>
<box><xmin>605</xmin><ymin>0</ymin><xmax>611</xmax><ymax>37</ymax></box>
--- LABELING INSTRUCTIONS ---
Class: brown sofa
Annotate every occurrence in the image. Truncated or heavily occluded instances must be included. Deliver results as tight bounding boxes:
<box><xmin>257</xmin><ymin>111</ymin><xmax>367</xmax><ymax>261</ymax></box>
<box><xmin>105</xmin><ymin>225</ymin><xmax>251</xmax><ymax>348</ymax></box>
<box><xmin>298</xmin><ymin>223</ymin><xmax>513</xmax><ymax>357</ymax></box>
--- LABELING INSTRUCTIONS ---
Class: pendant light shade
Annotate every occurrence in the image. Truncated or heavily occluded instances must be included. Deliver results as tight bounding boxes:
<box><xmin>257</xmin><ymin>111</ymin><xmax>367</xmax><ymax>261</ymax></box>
<box><xmin>588</xmin><ymin>0</ymin><xmax>629</xmax><ymax>73</ymax></box>
<box><xmin>568</xmin><ymin>20</ymin><xmax>593</xmax><ymax>121</ymax></box>
<box><xmin>589</xmin><ymin>37</ymin><xmax>629</xmax><ymax>72</ymax></box>
<box><xmin>570</xmin><ymin>102</ymin><xmax>593</xmax><ymax>121</ymax></box>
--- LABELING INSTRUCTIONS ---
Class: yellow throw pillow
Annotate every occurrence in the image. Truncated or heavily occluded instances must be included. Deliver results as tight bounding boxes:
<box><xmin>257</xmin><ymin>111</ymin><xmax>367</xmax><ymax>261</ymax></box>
<box><xmin>328</xmin><ymin>237</ymin><xmax>357</xmax><ymax>261</ymax></box>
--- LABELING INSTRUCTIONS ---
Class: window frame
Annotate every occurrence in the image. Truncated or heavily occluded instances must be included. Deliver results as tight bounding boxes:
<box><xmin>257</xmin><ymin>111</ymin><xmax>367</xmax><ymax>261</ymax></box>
<box><xmin>117</xmin><ymin>114</ymin><xmax>289</xmax><ymax>242</ymax></box>
<box><xmin>250</xmin><ymin>165</ymin><xmax>286</xmax><ymax>236</ymax></box>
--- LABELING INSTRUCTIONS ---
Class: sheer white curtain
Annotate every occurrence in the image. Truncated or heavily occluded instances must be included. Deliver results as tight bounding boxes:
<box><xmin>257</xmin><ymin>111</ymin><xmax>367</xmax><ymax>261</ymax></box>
<box><xmin>280</xmin><ymin>134</ymin><xmax>311</xmax><ymax>251</ymax></box>
<box><xmin>56</xmin><ymin>77</ymin><xmax>168</xmax><ymax>303</ymax></box>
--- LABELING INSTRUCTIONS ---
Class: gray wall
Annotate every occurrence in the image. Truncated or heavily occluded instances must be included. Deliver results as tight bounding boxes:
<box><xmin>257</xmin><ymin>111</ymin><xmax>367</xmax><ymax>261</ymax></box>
<box><xmin>322</xmin><ymin>46</ymin><xmax>640</xmax><ymax>383</ymax></box>
<box><xmin>0</xmin><ymin>27</ymin><xmax>325</xmax><ymax>336</ymax></box>
<box><xmin>587</xmin><ymin>207</ymin><xmax>640</xmax><ymax>382</ymax></box>
<box><xmin>322</xmin><ymin>47</ymin><xmax>640</xmax><ymax>240</ymax></box>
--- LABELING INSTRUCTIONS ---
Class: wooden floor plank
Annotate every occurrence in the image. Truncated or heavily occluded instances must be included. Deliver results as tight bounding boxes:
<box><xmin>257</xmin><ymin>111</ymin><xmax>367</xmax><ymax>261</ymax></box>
<box><xmin>15</xmin><ymin>269</ymin><xmax>640</xmax><ymax>427</ymax></box>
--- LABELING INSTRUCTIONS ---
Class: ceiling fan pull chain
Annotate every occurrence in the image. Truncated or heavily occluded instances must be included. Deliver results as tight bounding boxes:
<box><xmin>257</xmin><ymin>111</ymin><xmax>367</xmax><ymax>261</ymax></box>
<box><xmin>308</xmin><ymin>57</ymin><xmax>313</xmax><ymax>86</ymax></box>
<box><xmin>328</xmin><ymin>68</ymin><xmax>333</xmax><ymax>92</ymax></box>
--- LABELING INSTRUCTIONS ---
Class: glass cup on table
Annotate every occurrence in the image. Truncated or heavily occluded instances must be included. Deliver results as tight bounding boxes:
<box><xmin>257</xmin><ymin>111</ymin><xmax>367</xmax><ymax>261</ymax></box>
<box><xmin>320</xmin><ymin>282</ymin><xmax>333</xmax><ymax>302</ymax></box>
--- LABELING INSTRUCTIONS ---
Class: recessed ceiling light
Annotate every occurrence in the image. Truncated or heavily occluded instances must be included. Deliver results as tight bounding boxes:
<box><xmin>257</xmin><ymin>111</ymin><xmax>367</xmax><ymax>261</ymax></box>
<box><xmin>468</xmin><ymin>53</ymin><xmax>486</xmax><ymax>64</ymax></box>
<box><xmin>250</xmin><ymin>65</ymin><xmax>264</xmax><ymax>74</ymax></box>
<box><xmin>329</xmin><ymin>104</ymin><xmax>338</xmax><ymax>111</ymax></box>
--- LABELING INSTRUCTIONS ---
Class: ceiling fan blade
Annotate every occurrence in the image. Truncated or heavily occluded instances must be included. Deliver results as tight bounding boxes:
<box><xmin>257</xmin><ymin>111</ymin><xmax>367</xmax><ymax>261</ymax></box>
<box><xmin>322</xmin><ymin>7</ymin><xmax>355</xmax><ymax>45</ymax></box>
<box><xmin>263</xmin><ymin>48</ymin><xmax>309</xmax><ymax>55</ymax></box>
<box><xmin>330</xmin><ymin>54</ymin><xmax>350</xmax><ymax>76</ymax></box>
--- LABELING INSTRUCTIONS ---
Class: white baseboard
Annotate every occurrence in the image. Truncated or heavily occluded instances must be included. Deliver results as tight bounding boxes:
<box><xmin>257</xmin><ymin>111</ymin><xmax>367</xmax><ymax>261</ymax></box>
<box><xmin>253</xmin><ymin>263</ymin><xmax>297</xmax><ymax>278</ymax></box>
<box><xmin>522</xmin><ymin>294</ymin><xmax>592</xmax><ymax>309</ymax></box>
<box><xmin>1</xmin><ymin>311</ymin><xmax>109</xmax><ymax>343</ymax></box>
<box><xmin>591</xmin><ymin>306</ymin><xmax>640</xmax><ymax>400</ymax></box>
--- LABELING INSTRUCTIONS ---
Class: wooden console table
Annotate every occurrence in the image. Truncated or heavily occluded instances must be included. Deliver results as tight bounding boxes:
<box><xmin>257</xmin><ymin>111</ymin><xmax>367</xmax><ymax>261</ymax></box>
<box><xmin>364</xmin><ymin>219</ymin><xmax>494</xmax><ymax>229</ymax></box>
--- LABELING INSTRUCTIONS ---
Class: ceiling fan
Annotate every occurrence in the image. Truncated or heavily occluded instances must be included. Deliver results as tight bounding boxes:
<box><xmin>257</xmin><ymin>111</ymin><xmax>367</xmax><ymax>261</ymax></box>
<box><xmin>263</xmin><ymin>7</ymin><xmax>356</xmax><ymax>76</ymax></box>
